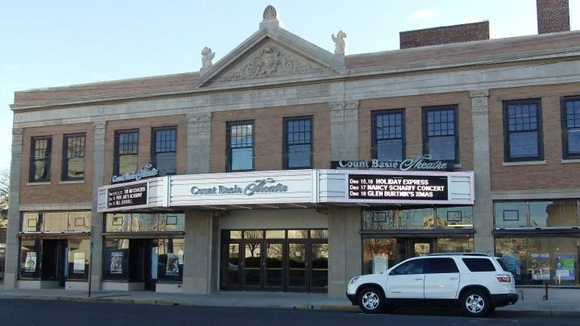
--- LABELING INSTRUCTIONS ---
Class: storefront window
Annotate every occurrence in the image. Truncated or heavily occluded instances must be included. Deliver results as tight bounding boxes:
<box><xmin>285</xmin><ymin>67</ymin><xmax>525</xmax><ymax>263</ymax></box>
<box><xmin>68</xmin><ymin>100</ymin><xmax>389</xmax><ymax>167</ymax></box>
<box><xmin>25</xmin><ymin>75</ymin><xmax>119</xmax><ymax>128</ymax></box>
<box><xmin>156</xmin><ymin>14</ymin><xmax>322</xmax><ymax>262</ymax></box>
<box><xmin>363</xmin><ymin>206</ymin><xmax>474</xmax><ymax>230</ymax></box>
<box><xmin>496</xmin><ymin>237</ymin><xmax>580</xmax><ymax>286</ymax></box>
<box><xmin>106</xmin><ymin>213</ymin><xmax>185</xmax><ymax>232</ymax></box>
<box><xmin>68</xmin><ymin>212</ymin><xmax>90</xmax><ymax>232</ymax></box>
<box><xmin>22</xmin><ymin>213</ymin><xmax>42</xmax><ymax>232</ymax></box>
<box><xmin>44</xmin><ymin>212</ymin><xmax>68</xmax><ymax>232</ymax></box>
<box><xmin>132</xmin><ymin>213</ymin><xmax>157</xmax><ymax>232</ymax></box>
<box><xmin>495</xmin><ymin>200</ymin><xmax>580</xmax><ymax>228</ymax></box>
<box><xmin>67</xmin><ymin>239</ymin><xmax>89</xmax><ymax>280</ymax></box>
<box><xmin>20</xmin><ymin>239</ymin><xmax>41</xmax><ymax>279</ymax></box>
<box><xmin>103</xmin><ymin>238</ymin><xmax>130</xmax><ymax>280</ymax></box>
<box><xmin>363</xmin><ymin>238</ymin><xmax>397</xmax><ymax>275</ymax></box>
<box><xmin>157</xmin><ymin>238</ymin><xmax>184</xmax><ymax>282</ymax></box>
<box><xmin>437</xmin><ymin>237</ymin><xmax>474</xmax><ymax>252</ymax></box>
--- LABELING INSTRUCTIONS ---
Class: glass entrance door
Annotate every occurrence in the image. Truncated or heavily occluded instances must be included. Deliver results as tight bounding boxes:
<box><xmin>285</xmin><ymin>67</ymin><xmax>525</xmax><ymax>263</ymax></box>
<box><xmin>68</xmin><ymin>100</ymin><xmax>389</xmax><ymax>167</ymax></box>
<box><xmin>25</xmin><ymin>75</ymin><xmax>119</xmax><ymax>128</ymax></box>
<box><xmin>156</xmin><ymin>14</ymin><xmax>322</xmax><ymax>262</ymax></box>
<box><xmin>287</xmin><ymin>243</ymin><xmax>307</xmax><ymax>291</ymax></box>
<box><xmin>243</xmin><ymin>242</ymin><xmax>262</xmax><ymax>289</ymax></box>
<box><xmin>264</xmin><ymin>242</ymin><xmax>283</xmax><ymax>290</ymax></box>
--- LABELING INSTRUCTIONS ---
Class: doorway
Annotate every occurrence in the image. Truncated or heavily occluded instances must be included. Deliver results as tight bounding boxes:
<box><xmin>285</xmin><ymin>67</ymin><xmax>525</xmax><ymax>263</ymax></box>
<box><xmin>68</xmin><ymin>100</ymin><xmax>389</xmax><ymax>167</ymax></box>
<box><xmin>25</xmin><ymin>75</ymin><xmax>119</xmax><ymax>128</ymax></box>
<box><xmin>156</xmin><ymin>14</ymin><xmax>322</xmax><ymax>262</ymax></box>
<box><xmin>396</xmin><ymin>238</ymin><xmax>435</xmax><ymax>261</ymax></box>
<box><xmin>129</xmin><ymin>239</ymin><xmax>158</xmax><ymax>291</ymax></box>
<box><xmin>221</xmin><ymin>229</ymin><xmax>328</xmax><ymax>292</ymax></box>
<box><xmin>41</xmin><ymin>240</ymin><xmax>68</xmax><ymax>287</ymax></box>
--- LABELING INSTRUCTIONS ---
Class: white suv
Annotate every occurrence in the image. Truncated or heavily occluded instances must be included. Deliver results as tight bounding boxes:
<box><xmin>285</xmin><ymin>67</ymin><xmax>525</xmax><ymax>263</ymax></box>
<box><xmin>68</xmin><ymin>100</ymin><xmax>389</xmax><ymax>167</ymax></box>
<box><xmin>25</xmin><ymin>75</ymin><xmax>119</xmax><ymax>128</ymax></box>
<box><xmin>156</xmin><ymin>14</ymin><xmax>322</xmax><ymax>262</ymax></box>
<box><xmin>346</xmin><ymin>253</ymin><xmax>518</xmax><ymax>317</ymax></box>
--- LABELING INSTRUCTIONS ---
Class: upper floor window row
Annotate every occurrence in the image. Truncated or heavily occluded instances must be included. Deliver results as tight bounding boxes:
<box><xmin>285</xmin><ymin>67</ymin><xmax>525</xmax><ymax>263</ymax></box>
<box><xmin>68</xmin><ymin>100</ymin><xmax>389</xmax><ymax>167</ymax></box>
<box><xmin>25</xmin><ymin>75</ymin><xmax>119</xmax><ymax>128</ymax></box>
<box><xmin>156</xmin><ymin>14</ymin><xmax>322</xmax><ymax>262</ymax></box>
<box><xmin>227</xmin><ymin>117</ymin><xmax>314</xmax><ymax>172</ymax></box>
<box><xmin>372</xmin><ymin>106</ymin><xmax>458</xmax><ymax>164</ymax></box>
<box><xmin>113</xmin><ymin>127</ymin><xmax>177</xmax><ymax>176</ymax></box>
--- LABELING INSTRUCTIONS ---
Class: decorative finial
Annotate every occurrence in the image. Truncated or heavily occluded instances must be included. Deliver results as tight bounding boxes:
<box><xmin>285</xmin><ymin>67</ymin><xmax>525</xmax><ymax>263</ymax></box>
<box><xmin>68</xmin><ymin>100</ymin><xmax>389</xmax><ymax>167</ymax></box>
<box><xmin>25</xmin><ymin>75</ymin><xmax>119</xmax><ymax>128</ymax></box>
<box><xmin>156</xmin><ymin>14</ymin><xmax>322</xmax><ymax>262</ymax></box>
<box><xmin>260</xmin><ymin>5</ymin><xmax>281</xmax><ymax>29</ymax></box>
<box><xmin>200</xmin><ymin>47</ymin><xmax>215</xmax><ymax>73</ymax></box>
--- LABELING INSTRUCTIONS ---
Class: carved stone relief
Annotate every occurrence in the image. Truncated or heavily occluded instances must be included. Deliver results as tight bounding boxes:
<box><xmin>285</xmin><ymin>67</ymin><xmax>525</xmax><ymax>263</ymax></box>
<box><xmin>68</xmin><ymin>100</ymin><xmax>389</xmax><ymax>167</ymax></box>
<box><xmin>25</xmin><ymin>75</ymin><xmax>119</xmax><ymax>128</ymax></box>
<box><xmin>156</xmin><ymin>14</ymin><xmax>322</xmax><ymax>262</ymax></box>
<box><xmin>188</xmin><ymin>113</ymin><xmax>211</xmax><ymax>133</ymax></box>
<box><xmin>216</xmin><ymin>43</ymin><xmax>326</xmax><ymax>83</ymax></box>
<box><xmin>470</xmin><ymin>90</ymin><xmax>490</xmax><ymax>114</ymax></box>
<box><xmin>330</xmin><ymin>102</ymin><xmax>359</xmax><ymax>124</ymax></box>
<box><xmin>12</xmin><ymin>128</ymin><xmax>23</xmax><ymax>144</ymax></box>
<box><xmin>94</xmin><ymin>122</ymin><xmax>106</xmax><ymax>139</ymax></box>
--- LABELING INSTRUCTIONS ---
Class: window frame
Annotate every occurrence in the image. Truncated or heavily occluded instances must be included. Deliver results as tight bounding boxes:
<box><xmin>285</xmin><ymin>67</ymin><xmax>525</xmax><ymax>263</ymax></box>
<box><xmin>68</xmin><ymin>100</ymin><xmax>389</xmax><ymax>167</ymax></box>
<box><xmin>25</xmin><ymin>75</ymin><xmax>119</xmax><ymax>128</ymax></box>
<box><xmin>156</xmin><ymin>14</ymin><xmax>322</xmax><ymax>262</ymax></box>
<box><xmin>283</xmin><ymin>116</ymin><xmax>313</xmax><ymax>169</ymax></box>
<box><xmin>151</xmin><ymin>126</ymin><xmax>177</xmax><ymax>176</ymax></box>
<box><xmin>422</xmin><ymin>106</ymin><xmax>459</xmax><ymax>164</ymax></box>
<box><xmin>561</xmin><ymin>96</ymin><xmax>580</xmax><ymax>160</ymax></box>
<box><xmin>226</xmin><ymin>120</ymin><xmax>254</xmax><ymax>172</ymax></box>
<box><xmin>29</xmin><ymin>136</ymin><xmax>52</xmax><ymax>183</ymax></box>
<box><xmin>503</xmin><ymin>99</ymin><xmax>544</xmax><ymax>162</ymax></box>
<box><xmin>62</xmin><ymin>133</ymin><xmax>86</xmax><ymax>181</ymax></box>
<box><xmin>113</xmin><ymin>130</ymin><xmax>139</xmax><ymax>176</ymax></box>
<box><xmin>372</xmin><ymin>109</ymin><xmax>406</xmax><ymax>162</ymax></box>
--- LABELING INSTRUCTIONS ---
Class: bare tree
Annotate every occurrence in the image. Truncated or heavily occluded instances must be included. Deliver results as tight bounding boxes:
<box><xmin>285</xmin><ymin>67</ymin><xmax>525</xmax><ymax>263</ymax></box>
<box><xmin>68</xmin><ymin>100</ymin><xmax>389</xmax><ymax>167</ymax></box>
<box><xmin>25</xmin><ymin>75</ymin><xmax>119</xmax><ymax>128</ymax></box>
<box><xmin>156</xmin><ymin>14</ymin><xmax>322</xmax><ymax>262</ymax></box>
<box><xmin>0</xmin><ymin>170</ymin><xmax>8</xmax><ymax>228</ymax></box>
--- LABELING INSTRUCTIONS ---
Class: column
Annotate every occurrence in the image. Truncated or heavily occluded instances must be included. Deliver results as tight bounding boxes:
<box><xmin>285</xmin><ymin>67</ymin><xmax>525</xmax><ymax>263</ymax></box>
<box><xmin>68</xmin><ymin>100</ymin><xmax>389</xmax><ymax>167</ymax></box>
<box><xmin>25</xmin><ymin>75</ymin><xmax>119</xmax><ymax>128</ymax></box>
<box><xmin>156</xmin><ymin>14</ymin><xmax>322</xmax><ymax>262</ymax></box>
<box><xmin>4</xmin><ymin>128</ymin><xmax>23</xmax><ymax>289</ymax></box>
<box><xmin>90</xmin><ymin>121</ymin><xmax>106</xmax><ymax>290</ymax></box>
<box><xmin>327</xmin><ymin>207</ymin><xmax>361</xmax><ymax>298</ymax></box>
<box><xmin>187</xmin><ymin>113</ymin><xmax>211</xmax><ymax>174</ymax></box>
<box><xmin>330</xmin><ymin>101</ymin><xmax>359</xmax><ymax>160</ymax></box>
<box><xmin>470</xmin><ymin>90</ymin><xmax>494</xmax><ymax>254</ymax></box>
<box><xmin>182</xmin><ymin>210</ymin><xmax>216</xmax><ymax>294</ymax></box>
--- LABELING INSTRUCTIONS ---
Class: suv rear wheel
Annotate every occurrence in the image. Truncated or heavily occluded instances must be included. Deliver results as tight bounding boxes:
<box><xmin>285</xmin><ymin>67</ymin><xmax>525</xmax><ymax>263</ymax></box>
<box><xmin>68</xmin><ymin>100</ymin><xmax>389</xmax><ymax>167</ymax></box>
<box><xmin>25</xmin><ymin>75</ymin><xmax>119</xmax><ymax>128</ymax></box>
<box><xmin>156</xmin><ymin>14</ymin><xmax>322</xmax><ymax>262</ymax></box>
<box><xmin>461</xmin><ymin>289</ymin><xmax>491</xmax><ymax>317</ymax></box>
<box><xmin>357</xmin><ymin>286</ymin><xmax>384</xmax><ymax>314</ymax></box>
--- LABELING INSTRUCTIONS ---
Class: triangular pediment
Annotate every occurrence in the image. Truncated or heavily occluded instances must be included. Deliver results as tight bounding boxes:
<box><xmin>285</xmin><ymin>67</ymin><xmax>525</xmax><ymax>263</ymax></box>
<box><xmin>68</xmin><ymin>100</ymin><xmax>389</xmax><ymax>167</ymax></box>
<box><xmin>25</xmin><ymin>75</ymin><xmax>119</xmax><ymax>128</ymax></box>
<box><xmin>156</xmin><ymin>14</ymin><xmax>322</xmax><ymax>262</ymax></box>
<box><xmin>196</xmin><ymin>27</ymin><xmax>345</xmax><ymax>89</ymax></box>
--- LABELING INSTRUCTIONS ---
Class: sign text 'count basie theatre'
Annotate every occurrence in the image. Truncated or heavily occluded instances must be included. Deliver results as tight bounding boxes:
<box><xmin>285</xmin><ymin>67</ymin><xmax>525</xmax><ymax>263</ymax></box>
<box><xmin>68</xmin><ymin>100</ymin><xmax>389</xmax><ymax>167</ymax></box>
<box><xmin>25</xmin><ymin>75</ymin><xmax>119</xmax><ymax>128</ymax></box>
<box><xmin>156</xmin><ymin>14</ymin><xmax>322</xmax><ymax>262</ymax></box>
<box><xmin>348</xmin><ymin>174</ymin><xmax>448</xmax><ymax>200</ymax></box>
<box><xmin>107</xmin><ymin>184</ymin><xmax>148</xmax><ymax>209</ymax></box>
<box><xmin>190</xmin><ymin>178</ymin><xmax>289</xmax><ymax>196</ymax></box>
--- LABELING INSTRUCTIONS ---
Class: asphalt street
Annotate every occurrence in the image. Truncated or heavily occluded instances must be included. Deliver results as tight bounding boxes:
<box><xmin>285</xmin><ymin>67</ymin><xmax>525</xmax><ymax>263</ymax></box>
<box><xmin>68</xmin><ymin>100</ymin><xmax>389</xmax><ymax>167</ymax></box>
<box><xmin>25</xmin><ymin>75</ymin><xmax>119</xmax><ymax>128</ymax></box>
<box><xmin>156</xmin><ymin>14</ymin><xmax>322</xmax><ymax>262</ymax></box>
<box><xmin>0</xmin><ymin>299</ymin><xmax>578</xmax><ymax>326</ymax></box>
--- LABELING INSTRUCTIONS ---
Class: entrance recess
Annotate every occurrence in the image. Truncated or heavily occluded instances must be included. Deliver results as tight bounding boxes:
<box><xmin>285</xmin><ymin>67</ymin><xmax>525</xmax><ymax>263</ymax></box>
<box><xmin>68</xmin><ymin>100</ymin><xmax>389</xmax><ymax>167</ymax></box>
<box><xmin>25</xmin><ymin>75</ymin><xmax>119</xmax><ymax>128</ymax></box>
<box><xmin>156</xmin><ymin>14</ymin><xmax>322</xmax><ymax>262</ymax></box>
<box><xmin>221</xmin><ymin>229</ymin><xmax>328</xmax><ymax>292</ymax></box>
<box><xmin>41</xmin><ymin>240</ymin><xmax>68</xmax><ymax>287</ymax></box>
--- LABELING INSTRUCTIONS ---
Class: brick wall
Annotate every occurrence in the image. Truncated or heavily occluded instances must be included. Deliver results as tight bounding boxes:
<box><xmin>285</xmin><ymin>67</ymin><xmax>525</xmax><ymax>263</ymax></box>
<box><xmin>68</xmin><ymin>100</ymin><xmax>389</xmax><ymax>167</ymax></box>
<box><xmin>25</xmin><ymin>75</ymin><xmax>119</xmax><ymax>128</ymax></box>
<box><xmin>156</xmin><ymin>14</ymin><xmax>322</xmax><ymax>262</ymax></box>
<box><xmin>400</xmin><ymin>21</ymin><xmax>489</xmax><ymax>49</ymax></box>
<box><xmin>537</xmin><ymin>0</ymin><xmax>570</xmax><ymax>34</ymax></box>
<box><xmin>210</xmin><ymin>103</ymin><xmax>331</xmax><ymax>172</ymax></box>
<box><xmin>489</xmin><ymin>82</ymin><xmax>580</xmax><ymax>191</ymax></box>
<box><xmin>358</xmin><ymin>92</ymin><xmax>474</xmax><ymax>171</ymax></box>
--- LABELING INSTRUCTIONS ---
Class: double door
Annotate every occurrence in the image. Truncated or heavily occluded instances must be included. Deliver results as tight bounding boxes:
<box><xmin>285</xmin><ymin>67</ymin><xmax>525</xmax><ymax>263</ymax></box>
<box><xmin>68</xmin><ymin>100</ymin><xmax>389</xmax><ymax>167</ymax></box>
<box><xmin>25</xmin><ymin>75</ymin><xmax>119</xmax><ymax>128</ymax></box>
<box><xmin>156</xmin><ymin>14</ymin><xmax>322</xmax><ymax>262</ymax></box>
<box><xmin>223</xmin><ymin>239</ymin><xmax>328</xmax><ymax>292</ymax></box>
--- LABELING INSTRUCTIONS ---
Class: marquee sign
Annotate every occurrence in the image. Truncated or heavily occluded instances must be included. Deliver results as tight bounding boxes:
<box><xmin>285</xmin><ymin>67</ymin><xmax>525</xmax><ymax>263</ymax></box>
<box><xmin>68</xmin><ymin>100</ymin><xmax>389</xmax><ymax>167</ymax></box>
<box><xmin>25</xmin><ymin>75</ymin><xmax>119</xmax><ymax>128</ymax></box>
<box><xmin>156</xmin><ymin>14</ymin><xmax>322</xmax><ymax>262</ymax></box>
<box><xmin>111</xmin><ymin>163</ymin><xmax>159</xmax><ymax>184</ymax></box>
<box><xmin>107</xmin><ymin>184</ymin><xmax>148</xmax><ymax>209</ymax></box>
<box><xmin>348</xmin><ymin>174</ymin><xmax>448</xmax><ymax>200</ymax></box>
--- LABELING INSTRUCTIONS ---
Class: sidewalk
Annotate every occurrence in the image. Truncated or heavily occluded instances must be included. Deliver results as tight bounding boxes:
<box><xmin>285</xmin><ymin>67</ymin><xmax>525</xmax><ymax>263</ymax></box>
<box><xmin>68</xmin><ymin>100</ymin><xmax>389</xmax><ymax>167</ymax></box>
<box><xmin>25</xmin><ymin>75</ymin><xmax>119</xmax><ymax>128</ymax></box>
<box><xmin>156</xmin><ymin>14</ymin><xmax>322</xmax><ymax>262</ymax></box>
<box><xmin>1</xmin><ymin>282</ymin><xmax>579</xmax><ymax>316</ymax></box>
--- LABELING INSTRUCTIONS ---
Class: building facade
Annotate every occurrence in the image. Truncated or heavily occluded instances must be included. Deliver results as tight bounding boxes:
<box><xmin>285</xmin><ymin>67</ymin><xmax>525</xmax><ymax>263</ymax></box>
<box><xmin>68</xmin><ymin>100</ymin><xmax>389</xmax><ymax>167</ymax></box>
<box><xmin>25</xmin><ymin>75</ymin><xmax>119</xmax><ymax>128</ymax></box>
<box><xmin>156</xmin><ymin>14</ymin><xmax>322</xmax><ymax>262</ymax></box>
<box><xmin>5</xmin><ymin>2</ymin><xmax>580</xmax><ymax>299</ymax></box>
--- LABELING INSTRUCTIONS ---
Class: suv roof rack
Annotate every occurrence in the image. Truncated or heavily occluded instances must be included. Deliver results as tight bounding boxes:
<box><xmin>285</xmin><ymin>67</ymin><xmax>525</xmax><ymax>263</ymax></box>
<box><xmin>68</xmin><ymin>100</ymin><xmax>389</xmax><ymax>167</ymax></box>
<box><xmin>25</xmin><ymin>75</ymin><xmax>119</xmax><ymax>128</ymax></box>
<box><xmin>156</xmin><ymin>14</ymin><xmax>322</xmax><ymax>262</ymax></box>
<box><xmin>427</xmin><ymin>253</ymin><xmax>490</xmax><ymax>257</ymax></box>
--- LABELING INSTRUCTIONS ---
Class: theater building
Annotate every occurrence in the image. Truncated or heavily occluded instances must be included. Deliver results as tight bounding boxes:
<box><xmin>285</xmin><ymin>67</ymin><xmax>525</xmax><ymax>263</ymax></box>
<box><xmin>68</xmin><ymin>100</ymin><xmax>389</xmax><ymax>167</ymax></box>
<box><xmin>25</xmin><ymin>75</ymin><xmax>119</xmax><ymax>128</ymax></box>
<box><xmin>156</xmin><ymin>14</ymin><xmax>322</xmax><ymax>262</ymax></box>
<box><xmin>5</xmin><ymin>2</ymin><xmax>580</xmax><ymax>299</ymax></box>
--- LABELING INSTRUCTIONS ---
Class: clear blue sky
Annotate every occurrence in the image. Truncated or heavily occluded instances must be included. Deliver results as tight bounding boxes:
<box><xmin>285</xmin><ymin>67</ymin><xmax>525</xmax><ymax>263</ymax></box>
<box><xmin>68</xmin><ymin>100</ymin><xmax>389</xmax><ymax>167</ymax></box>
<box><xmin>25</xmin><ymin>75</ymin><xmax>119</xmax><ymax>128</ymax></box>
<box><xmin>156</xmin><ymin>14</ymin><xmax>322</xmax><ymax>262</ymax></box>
<box><xmin>1</xmin><ymin>0</ymin><xmax>579</xmax><ymax>173</ymax></box>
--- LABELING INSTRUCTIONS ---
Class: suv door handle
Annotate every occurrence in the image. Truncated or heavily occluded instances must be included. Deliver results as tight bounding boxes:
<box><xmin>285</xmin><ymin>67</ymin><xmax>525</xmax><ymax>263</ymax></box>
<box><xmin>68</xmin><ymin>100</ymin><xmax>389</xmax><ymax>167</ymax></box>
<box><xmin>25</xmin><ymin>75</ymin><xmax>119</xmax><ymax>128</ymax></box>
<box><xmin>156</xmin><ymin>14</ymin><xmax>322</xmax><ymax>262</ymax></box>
<box><xmin>414</xmin><ymin>278</ymin><xmax>423</xmax><ymax>281</ymax></box>
<box><xmin>449</xmin><ymin>277</ymin><xmax>458</xmax><ymax>280</ymax></box>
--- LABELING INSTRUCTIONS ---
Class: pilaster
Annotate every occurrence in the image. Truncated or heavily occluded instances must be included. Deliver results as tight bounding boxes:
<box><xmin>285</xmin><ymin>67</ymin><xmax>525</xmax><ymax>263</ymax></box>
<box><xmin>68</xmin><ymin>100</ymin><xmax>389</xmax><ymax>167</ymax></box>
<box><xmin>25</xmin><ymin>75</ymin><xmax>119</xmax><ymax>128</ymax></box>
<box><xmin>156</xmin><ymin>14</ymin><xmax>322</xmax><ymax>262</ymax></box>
<box><xmin>4</xmin><ymin>128</ymin><xmax>23</xmax><ymax>289</ymax></box>
<box><xmin>330</xmin><ymin>101</ymin><xmax>359</xmax><ymax>160</ymax></box>
<box><xmin>470</xmin><ymin>90</ymin><xmax>494</xmax><ymax>254</ymax></box>
<box><xmin>90</xmin><ymin>121</ymin><xmax>106</xmax><ymax>290</ymax></box>
<box><xmin>187</xmin><ymin>113</ymin><xmax>211</xmax><ymax>174</ymax></box>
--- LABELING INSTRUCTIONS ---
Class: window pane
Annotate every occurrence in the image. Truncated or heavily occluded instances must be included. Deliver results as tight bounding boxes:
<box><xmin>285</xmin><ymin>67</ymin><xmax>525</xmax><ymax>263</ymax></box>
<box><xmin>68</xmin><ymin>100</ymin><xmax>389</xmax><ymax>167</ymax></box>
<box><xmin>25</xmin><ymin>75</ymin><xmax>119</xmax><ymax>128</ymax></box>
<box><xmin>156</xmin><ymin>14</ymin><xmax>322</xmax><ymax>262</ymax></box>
<box><xmin>20</xmin><ymin>239</ymin><xmax>41</xmax><ymax>278</ymax></box>
<box><xmin>159</xmin><ymin>214</ymin><xmax>185</xmax><ymax>232</ymax></box>
<box><xmin>63</xmin><ymin>134</ymin><xmax>85</xmax><ymax>181</ymax></box>
<box><xmin>68</xmin><ymin>211</ymin><xmax>91</xmax><ymax>232</ymax></box>
<box><xmin>44</xmin><ymin>212</ymin><xmax>68</xmax><ymax>232</ymax></box>
<box><xmin>496</xmin><ymin>237</ymin><xmax>580</xmax><ymax>286</ymax></box>
<box><xmin>374</xmin><ymin>111</ymin><xmax>404</xmax><ymax>161</ymax></box>
<box><xmin>462</xmin><ymin>258</ymin><xmax>496</xmax><ymax>272</ymax></box>
<box><xmin>495</xmin><ymin>202</ymin><xmax>527</xmax><ymax>228</ymax></box>
<box><xmin>22</xmin><ymin>213</ymin><xmax>42</xmax><ymax>232</ymax></box>
<box><xmin>131</xmin><ymin>213</ymin><xmax>157</xmax><ymax>232</ymax></box>
<box><xmin>567</xmin><ymin>129</ymin><xmax>580</xmax><ymax>155</ymax></box>
<box><xmin>30</xmin><ymin>137</ymin><xmax>51</xmax><ymax>182</ymax></box>
<box><xmin>67</xmin><ymin>239</ymin><xmax>89</xmax><ymax>280</ymax></box>
<box><xmin>437</xmin><ymin>238</ymin><xmax>474</xmax><ymax>253</ymax></box>
<box><xmin>286</xmin><ymin>118</ymin><xmax>312</xmax><ymax>169</ymax></box>
<box><xmin>436</xmin><ymin>206</ymin><xmax>473</xmax><ymax>229</ymax></box>
<box><xmin>363</xmin><ymin>238</ymin><xmax>396</xmax><ymax>274</ymax></box>
<box><xmin>399</xmin><ymin>208</ymin><xmax>435</xmax><ymax>229</ymax></box>
<box><xmin>158</xmin><ymin>238</ymin><xmax>184</xmax><ymax>282</ymax></box>
<box><xmin>509</xmin><ymin>131</ymin><xmax>539</xmax><ymax>158</ymax></box>
<box><xmin>153</xmin><ymin>128</ymin><xmax>177</xmax><ymax>175</ymax></box>
<box><xmin>104</xmin><ymin>238</ymin><xmax>130</xmax><ymax>280</ymax></box>
<box><xmin>231</xmin><ymin>148</ymin><xmax>253</xmax><ymax>170</ymax></box>
<box><xmin>362</xmin><ymin>210</ymin><xmax>396</xmax><ymax>230</ymax></box>
<box><xmin>287</xmin><ymin>144</ymin><xmax>311</xmax><ymax>168</ymax></box>
<box><xmin>105</xmin><ymin>213</ymin><xmax>131</xmax><ymax>232</ymax></box>
<box><xmin>427</xmin><ymin>136</ymin><xmax>455</xmax><ymax>161</ymax></box>
<box><xmin>115</xmin><ymin>131</ymin><xmax>138</xmax><ymax>175</ymax></box>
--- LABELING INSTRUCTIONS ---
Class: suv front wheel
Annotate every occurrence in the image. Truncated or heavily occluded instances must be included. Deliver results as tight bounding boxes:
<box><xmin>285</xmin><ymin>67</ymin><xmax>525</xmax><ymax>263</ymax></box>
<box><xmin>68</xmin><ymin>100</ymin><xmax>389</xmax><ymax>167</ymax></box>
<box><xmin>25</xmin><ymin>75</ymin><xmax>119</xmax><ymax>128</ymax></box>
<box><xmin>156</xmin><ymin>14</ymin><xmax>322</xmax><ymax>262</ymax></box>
<box><xmin>461</xmin><ymin>289</ymin><xmax>491</xmax><ymax>317</ymax></box>
<box><xmin>357</xmin><ymin>286</ymin><xmax>385</xmax><ymax>314</ymax></box>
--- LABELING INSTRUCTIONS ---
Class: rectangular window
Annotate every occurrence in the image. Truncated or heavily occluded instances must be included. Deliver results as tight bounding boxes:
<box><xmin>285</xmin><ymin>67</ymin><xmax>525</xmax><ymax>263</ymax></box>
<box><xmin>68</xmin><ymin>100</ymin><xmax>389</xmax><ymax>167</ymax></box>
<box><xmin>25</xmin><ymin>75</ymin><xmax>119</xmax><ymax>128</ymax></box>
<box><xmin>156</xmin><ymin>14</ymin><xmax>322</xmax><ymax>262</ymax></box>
<box><xmin>29</xmin><ymin>137</ymin><xmax>52</xmax><ymax>182</ymax></box>
<box><xmin>62</xmin><ymin>134</ymin><xmax>85</xmax><ymax>181</ymax></box>
<box><xmin>562</xmin><ymin>97</ymin><xmax>580</xmax><ymax>159</ymax></box>
<box><xmin>114</xmin><ymin>130</ymin><xmax>139</xmax><ymax>175</ymax></box>
<box><xmin>362</xmin><ymin>206</ymin><xmax>473</xmax><ymax>230</ymax></box>
<box><xmin>373</xmin><ymin>110</ymin><xmax>405</xmax><ymax>162</ymax></box>
<box><xmin>423</xmin><ymin>106</ymin><xmax>458</xmax><ymax>163</ymax></box>
<box><xmin>227</xmin><ymin>121</ymin><xmax>253</xmax><ymax>171</ymax></box>
<box><xmin>503</xmin><ymin>99</ymin><xmax>543</xmax><ymax>162</ymax></box>
<box><xmin>284</xmin><ymin>117</ymin><xmax>312</xmax><ymax>169</ymax></box>
<box><xmin>152</xmin><ymin>127</ymin><xmax>177</xmax><ymax>175</ymax></box>
<box><xmin>495</xmin><ymin>200</ymin><xmax>580</xmax><ymax>228</ymax></box>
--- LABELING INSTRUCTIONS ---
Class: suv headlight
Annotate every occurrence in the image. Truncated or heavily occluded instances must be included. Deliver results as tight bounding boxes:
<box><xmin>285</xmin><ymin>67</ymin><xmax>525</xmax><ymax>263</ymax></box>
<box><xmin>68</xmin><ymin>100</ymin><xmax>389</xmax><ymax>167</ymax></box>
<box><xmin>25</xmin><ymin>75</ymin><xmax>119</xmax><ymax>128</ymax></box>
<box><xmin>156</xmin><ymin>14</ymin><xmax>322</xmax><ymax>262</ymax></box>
<box><xmin>349</xmin><ymin>276</ymin><xmax>360</xmax><ymax>284</ymax></box>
